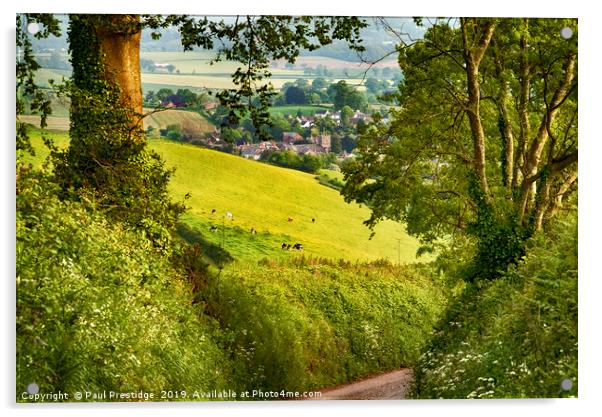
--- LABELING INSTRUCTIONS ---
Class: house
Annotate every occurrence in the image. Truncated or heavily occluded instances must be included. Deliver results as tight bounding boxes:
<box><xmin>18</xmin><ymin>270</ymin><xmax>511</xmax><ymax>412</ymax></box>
<box><xmin>314</xmin><ymin>110</ymin><xmax>331</xmax><ymax>119</ymax></box>
<box><xmin>238</xmin><ymin>141</ymin><xmax>279</xmax><ymax>160</ymax></box>
<box><xmin>294</xmin><ymin>116</ymin><xmax>314</xmax><ymax>129</ymax></box>
<box><xmin>311</xmin><ymin>134</ymin><xmax>331</xmax><ymax>152</ymax></box>
<box><xmin>240</xmin><ymin>146</ymin><xmax>263</xmax><ymax>160</ymax></box>
<box><xmin>203</xmin><ymin>102</ymin><xmax>218</xmax><ymax>111</ymax></box>
<box><xmin>282</xmin><ymin>132</ymin><xmax>303</xmax><ymax>144</ymax></box>
<box><xmin>350</xmin><ymin>110</ymin><xmax>372</xmax><ymax>125</ymax></box>
<box><xmin>292</xmin><ymin>144</ymin><xmax>328</xmax><ymax>156</ymax></box>
<box><xmin>153</xmin><ymin>63</ymin><xmax>172</xmax><ymax>69</ymax></box>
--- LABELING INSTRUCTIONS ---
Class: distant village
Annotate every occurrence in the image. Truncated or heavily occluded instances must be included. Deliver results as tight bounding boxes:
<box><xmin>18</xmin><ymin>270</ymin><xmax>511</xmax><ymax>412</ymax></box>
<box><xmin>205</xmin><ymin>109</ymin><xmax>373</xmax><ymax>160</ymax></box>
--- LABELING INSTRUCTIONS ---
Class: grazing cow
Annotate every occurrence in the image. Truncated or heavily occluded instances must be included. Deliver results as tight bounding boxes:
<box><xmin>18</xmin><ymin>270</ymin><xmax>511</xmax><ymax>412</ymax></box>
<box><xmin>293</xmin><ymin>243</ymin><xmax>303</xmax><ymax>250</ymax></box>
<box><xmin>287</xmin><ymin>244</ymin><xmax>292</xmax><ymax>250</ymax></box>
<box><xmin>226</xmin><ymin>212</ymin><xmax>233</xmax><ymax>220</ymax></box>
<box><xmin>311</xmin><ymin>218</ymin><xmax>316</xmax><ymax>223</ymax></box>
<box><xmin>281</xmin><ymin>243</ymin><xmax>288</xmax><ymax>250</ymax></box>
<box><xmin>250</xmin><ymin>228</ymin><xmax>257</xmax><ymax>235</ymax></box>
<box><xmin>210</xmin><ymin>225</ymin><xmax>218</xmax><ymax>232</ymax></box>
<box><xmin>288</xmin><ymin>217</ymin><xmax>294</xmax><ymax>222</ymax></box>
<box><xmin>211</xmin><ymin>209</ymin><xmax>217</xmax><ymax>214</ymax></box>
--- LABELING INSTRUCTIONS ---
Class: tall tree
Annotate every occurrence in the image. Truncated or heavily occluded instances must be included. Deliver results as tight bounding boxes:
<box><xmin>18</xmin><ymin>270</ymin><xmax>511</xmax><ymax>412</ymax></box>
<box><xmin>341</xmin><ymin>18</ymin><xmax>577</xmax><ymax>279</ymax></box>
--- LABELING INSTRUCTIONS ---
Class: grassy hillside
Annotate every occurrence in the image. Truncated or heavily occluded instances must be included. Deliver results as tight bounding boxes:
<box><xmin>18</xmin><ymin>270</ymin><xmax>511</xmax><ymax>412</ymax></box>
<box><xmin>150</xmin><ymin>139</ymin><xmax>420</xmax><ymax>263</ymax></box>
<box><xmin>23</xmin><ymin>129</ymin><xmax>420</xmax><ymax>263</ymax></box>
<box><xmin>18</xmin><ymin>128</ymin><xmax>448</xmax><ymax>400</ymax></box>
<box><xmin>16</xmin><ymin>163</ymin><xmax>447</xmax><ymax>398</ymax></box>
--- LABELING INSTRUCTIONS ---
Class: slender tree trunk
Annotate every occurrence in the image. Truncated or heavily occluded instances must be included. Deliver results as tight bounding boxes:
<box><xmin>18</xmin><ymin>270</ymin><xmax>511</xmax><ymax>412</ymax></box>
<box><xmin>518</xmin><ymin>53</ymin><xmax>576</xmax><ymax>225</ymax></box>
<box><xmin>534</xmin><ymin>176</ymin><xmax>552</xmax><ymax>231</ymax></box>
<box><xmin>492</xmin><ymin>39</ymin><xmax>514</xmax><ymax>191</ymax></box>
<box><xmin>547</xmin><ymin>169</ymin><xmax>578</xmax><ymax>218</ymax></box>
<box><xmin>514</xmin><ymin>19</ymin><xmax>531</xmax><ymax>191</ymax></box>
<box><xmin>461</xmin><ymin>18</ymin><xmax>496</xmax><ymax>199</ymax></box>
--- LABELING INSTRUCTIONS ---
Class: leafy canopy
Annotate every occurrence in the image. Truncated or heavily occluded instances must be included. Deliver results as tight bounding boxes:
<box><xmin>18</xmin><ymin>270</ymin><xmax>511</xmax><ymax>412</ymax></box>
<box><xmin>341</xmin><ymin>18</ymin><xmax>577</xmax><ymax>279</ymax></box>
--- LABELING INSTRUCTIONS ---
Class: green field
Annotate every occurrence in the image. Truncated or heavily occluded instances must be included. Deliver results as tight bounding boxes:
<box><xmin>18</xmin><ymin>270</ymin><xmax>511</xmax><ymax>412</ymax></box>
<box><xmin>33</xmin><ymin>68</ymin><xmax>71</xmax><ymax>88</ymax></box>
<box><xmin>23</xmin><ymin>129</ymin><xmax>420</xmax><ymax>263</ymax></box>
<box><xmin>268</xmin><ymin>105</ymin><xmax>332</xmax><ymax>117</ymax></box>
<box><xmin>139</xmin><ymin>51</ymin><xmax>371</xmax><ymax>90</ymax></box>
<box><xmin>141</xmin><ymin>72</ymin><xmax>366</xmax><ymax>91</ymax></box>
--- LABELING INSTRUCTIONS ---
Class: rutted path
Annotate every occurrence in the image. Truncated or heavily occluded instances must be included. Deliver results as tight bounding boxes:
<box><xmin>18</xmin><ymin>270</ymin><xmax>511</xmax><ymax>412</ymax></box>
<box><xmin>308</xmin><ymin>369</ymin><xmax>414</xmax><ymax>400</ymax></box>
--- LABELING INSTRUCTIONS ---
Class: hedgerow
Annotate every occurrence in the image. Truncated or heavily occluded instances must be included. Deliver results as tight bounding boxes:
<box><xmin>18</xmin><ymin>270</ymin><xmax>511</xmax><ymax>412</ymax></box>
<box><xmin>409</xmin><ymin>214</ymin><xmax>577</xmax><ymax>398</ymax></box>
<box><xmin>16</xmin><ymin>171</ymin><xmax>229</xmax><ymax>400</ymax></box>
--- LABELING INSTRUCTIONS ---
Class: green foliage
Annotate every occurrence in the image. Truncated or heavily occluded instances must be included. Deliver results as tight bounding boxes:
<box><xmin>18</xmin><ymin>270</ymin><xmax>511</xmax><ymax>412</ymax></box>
<box><xmin>162</xmin><ymin>123</ymin><xmax>183</xmax><ymax>140</ymax></box>
<box><xmin>410</xmin><ymin>215</ymin><xmax>577</xmax><ymax>398</ymax></box>
<box><xmin>285</xmin><ymin>86</ymin><xmax>307</xmax><ymax>105</ymax></box>
<box><xmin>315</xmin><ymin>173</ymin><xmax>345</xmax><ymax>191</ymax></box>
<box><xmin>329</xmin><ymin>80</ymin><xmax>369</xmax><ymax>112</ymax></box>
<box><xmin>267</xmin><ymin>150</ymin><xmax>323</xmax><ymax>173</ymax></box>
<box><xmin>466</xmin><ymin>171</ymin><xmax>532</xmax><ymax>280</ymax></box>
<box><xmin>208</xmin><ymin>257</ymin><xmax>447</xmax><ymax>393</ymax></box>
<box><xmin>16</xmin><ymin>172</ymin><xmax>230</xmax><ymax>399</ymax></box>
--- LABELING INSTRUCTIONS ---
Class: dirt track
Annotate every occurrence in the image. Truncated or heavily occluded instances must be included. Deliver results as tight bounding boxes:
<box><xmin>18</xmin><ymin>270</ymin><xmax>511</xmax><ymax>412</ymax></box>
<box><xmin>308</xmin><ymin>369</ymin><xmax>414</xmax><ymax>400</ymax></box>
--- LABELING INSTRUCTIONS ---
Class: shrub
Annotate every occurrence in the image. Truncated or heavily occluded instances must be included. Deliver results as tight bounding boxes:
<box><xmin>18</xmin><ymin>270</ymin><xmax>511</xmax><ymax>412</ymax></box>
<box><xmin>409</xmin><ymin>214</ymin><xmax>577</xmax><ymax>398</ymax></box>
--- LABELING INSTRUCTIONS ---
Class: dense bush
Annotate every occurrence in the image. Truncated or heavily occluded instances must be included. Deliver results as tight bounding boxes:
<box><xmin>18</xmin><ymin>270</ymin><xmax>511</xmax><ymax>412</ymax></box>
<box><xmin>207</xmin><ymin>257</ymin><xmax>447</xmax><ymax>394</ymax></box>
<box><xmin>266</xmin><ymin>150</ymin><xmax>323</xmax><ymax>173</ymax></box>
<box><xmin>409</xmin><ymin>214</ymin><xmax>578</xmax><ymax>398</ymax></box>
<box><xmin>16</xmin><ymin>172</ymin><xmax>230</xmax><ymax>400</ymax></box>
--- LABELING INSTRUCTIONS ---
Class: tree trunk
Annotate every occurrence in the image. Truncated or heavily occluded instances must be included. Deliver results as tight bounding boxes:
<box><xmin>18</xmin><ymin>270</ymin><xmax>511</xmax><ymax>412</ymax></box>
<box><xmin>95</xmin><ymin>15</ymin><xmax>143</xmax><ymax>134</ymax></box>
<box><xmin>492</xmin><ymin>38</ymin><xmax>514</xmax><ymax>191</ymax></box>
<box><xmin>547</xmin><ymin>169</ymin><xmax>578</xmax><ymax>218</ymax></box>
<box><xmin>518</xmin><ymin>53</ymin><xmax>576</xmax><ymax>225</ymax></box>
<box><xmin>461</xmin><ymin>19</ymin><xmax>496</xmax><ymax>199</ymax></box>
<box><xmin>514</xmin><ymin>20</ymin><xmax>530</xmax><ymax>190</ymax></box>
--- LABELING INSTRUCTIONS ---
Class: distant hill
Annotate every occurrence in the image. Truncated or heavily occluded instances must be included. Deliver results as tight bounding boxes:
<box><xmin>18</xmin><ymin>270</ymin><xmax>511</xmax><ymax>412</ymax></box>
<box><xmin>143</xmin><ymin>108</ymin><xmax>215</xmax><ymax>133</ymax></box>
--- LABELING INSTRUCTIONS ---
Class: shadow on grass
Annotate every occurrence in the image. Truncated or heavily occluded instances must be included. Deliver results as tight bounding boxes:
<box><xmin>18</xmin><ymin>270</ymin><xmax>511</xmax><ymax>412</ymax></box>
<box><xmin>176</xmin><ymin>222</ymin><xmax>235</xmax><ymax>267</ymax></box>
